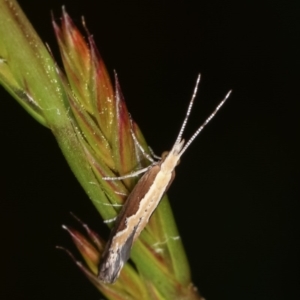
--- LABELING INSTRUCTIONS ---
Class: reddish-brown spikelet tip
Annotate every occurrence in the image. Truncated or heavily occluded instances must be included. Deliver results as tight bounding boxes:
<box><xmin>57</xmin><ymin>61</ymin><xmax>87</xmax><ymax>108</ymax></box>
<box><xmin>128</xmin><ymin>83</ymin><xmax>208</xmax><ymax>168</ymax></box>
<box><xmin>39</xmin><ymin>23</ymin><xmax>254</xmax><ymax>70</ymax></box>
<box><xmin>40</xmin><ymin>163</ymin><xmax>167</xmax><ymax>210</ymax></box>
<box><xmin>62</xmin><ymin>225</ymin><xmax>100</xmax><ymax>267</ymax></box>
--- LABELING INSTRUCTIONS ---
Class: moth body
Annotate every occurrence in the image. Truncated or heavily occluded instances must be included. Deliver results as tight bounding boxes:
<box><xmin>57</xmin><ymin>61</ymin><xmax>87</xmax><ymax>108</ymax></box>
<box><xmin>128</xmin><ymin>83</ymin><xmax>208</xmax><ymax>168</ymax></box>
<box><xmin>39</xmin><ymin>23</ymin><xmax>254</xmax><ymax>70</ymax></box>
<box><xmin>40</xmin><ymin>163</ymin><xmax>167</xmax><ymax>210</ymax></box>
<box><xmin>98</xmin><ymin>140</ymin><xmax>184</xmax><ymax>283</ymax></box>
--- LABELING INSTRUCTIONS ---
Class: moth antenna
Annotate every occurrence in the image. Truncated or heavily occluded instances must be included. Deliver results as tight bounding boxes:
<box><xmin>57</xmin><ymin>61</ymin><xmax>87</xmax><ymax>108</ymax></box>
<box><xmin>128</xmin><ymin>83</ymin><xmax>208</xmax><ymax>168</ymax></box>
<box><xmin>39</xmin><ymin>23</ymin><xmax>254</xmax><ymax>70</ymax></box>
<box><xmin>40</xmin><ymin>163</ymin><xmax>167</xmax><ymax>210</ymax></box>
<box><xmin>174</xmin><ymin>74</ymin><xmax>201</xmax><ymax>145</ymax></box>
<box><xmin>129</xmin><ymin>116</ymin><xmax>155</xmax><ymax>163</ymax></box>
<box><xmin>179</xmin><ymin>90</ymin><xmax>232</xmax><ymax>156</ymax></box>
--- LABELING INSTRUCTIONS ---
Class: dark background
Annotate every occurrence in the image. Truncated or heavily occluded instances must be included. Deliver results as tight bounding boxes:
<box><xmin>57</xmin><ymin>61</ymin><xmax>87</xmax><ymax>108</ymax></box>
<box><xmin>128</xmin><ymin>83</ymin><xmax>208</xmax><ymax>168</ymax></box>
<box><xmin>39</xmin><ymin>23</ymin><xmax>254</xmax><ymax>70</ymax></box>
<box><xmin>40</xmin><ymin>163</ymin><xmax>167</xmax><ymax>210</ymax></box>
<box><xmin>1</xmin><ymin>0</ymin><xmax>299</xmax><ymax>299</ymax></box>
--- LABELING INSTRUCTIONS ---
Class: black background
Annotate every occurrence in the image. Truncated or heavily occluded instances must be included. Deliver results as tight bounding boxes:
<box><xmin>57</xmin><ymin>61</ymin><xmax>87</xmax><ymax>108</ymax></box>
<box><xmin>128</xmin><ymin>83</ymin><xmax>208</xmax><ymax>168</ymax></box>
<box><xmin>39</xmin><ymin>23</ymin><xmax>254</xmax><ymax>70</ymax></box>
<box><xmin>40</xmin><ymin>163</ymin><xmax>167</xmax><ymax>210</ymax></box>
<box><xmin>1</xmin><ymin>0</ymin><xmax>299</xmax><ymax>299</ymax></box>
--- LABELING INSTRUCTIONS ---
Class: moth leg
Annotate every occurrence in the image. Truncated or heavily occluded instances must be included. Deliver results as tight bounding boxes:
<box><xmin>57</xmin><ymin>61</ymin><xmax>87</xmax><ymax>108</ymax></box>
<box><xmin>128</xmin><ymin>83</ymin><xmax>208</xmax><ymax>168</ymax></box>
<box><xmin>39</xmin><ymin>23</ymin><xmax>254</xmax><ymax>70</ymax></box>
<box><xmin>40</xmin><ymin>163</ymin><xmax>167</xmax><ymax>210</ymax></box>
<box><xmin>148</xmin><ymin>146</ymin><xmax>161</xmax><ymax>160</ymax></box>
<box><xmin>103</xmin><ymin>165</ymin><xmax>152</xmax><ymax>181</ymax></box>
<box><xmin>129</xmin><ymin>116</ymin><xmax>156</xmax><ymax>163</ymax></box>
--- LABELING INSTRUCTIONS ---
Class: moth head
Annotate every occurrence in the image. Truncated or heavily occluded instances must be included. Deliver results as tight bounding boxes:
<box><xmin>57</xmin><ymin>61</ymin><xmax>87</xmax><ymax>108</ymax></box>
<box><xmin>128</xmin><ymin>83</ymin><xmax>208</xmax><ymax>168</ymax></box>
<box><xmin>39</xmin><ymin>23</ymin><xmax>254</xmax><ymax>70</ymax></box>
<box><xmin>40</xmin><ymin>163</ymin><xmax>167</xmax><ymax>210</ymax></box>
<box><xmin>161</xmin><ymin>139</ymin><xmax>185</xmax><ymax>165</ymax></box>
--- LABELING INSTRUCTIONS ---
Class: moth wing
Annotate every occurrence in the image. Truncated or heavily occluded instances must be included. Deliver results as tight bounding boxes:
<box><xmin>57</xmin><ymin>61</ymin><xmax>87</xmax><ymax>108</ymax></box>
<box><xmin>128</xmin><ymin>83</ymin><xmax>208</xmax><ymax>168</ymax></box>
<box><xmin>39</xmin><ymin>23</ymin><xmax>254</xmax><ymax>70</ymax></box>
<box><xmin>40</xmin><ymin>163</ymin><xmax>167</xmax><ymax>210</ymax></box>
<box><xmin>98</xmin><ymin>223</ymin><xmax>139</xmax><ymax>284</ymax></box>
<box><xmin>109</xmin><ymin>164</ymin><xmax>161</xmax><ymax>237</ymax></box>
<box><xmin>98</xmin><ymin>166</ymin><xmax>160</xmax><ymax>283</ymax></box>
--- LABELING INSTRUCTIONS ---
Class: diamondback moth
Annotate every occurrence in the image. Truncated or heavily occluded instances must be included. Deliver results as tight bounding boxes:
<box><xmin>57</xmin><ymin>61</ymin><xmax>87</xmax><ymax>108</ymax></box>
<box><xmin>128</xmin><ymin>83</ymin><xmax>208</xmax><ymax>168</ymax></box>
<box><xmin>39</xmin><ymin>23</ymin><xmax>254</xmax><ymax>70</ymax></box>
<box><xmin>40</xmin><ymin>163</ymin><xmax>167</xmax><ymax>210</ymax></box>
<box><xmin>98</xmin><ymin>75</ymin><xmax>231</xmax><ymax>283</ymax></box>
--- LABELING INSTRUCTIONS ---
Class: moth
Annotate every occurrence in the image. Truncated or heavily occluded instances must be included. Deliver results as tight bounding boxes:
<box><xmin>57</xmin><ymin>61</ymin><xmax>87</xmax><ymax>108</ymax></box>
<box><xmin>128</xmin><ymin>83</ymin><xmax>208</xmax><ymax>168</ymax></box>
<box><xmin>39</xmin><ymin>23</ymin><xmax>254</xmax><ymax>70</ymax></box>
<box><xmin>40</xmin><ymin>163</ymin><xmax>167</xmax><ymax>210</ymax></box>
<box><xmin>98</xmin><ymin>75</ymin><xmax>231</xmax><ymax>283</ymax></box>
